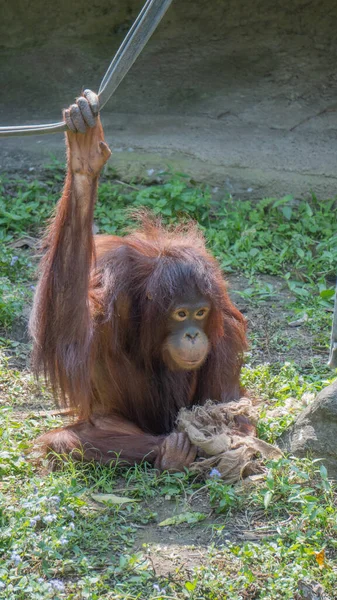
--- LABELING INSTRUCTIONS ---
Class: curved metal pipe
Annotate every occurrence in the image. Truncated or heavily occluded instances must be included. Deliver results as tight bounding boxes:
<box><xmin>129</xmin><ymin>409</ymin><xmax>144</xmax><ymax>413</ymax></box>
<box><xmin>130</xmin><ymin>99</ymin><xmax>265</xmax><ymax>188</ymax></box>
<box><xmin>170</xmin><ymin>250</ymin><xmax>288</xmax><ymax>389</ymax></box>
<box><xmin>0</xmin><ymin>0</ymin><xmax>173</xmax><ymax>137</ymax></box>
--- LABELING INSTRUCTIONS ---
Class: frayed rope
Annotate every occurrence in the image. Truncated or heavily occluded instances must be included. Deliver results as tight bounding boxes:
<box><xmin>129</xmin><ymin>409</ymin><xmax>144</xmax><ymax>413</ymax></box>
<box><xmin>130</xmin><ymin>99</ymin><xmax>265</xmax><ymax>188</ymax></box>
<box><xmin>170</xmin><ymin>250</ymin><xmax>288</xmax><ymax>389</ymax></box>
<box><xmin>177</xmin><ymin>398</ymin><xmax>282</xmax><ymax>484</ymax></box>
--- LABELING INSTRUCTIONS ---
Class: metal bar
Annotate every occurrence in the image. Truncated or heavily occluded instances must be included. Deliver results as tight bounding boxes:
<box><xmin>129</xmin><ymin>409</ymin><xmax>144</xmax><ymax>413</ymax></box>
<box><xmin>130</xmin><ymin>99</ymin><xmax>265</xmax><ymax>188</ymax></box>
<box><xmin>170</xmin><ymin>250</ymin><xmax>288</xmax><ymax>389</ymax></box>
<box><xmin>0</xmin><ymin>122</ymin><xmax>66</xmax><ymax>137</ymax></box>
<box><xmin>98</xmin><ymin>0</ymin><xmax>173</xmax><ymax>110</ymax></box>
<box><xmin>98</xmin><ymin>0</ymin><xmax>153</xmax><ymax>103</ymax></box>
<box><xmin>0</xmin><ymin>0</ymin><xmax>173</xmax><ymax>137</ymax></box>
<box><xmin>328</xmin><ymin>281</ymin><xmax>337</xmax><ymax>368</ymax></box>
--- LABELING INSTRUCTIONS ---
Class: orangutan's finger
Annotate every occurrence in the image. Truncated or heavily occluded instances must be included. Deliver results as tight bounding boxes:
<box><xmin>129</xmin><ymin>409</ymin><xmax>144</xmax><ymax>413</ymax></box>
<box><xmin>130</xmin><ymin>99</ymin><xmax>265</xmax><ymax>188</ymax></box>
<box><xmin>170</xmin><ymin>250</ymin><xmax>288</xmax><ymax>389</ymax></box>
<box><xmin>63</xmin><ymin>109</ymin><xmax>76</xmax><ymax>132</ymax></box>
<box><xmin>77</xmin><ymin>96</ymin><xmax>96</xmax><ymax>128</ymax></box>
<box><xmin>69</xmin><ymin>104</ymin><xmax>86</xmax><ymax>134</ymax></box>
<box><xmin>83</xmin><ymin>89</ymin><xmax>99</xmax><ymax>116</ymax></box>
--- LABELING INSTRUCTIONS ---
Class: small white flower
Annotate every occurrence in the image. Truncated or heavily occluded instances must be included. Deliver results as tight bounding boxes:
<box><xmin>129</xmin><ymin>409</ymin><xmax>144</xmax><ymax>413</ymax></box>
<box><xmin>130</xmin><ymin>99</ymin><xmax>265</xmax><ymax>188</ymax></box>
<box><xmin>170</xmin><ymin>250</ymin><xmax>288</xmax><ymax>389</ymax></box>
<box><xmin>209</xmin><ymin>468</ymin><xmax>221</xmax><ymax>478</ymax></box>
<box><xmin>50</xmin><ymin>495</ymin><xmax>60</xmax><ymax>504</ymax></box>
<box><xmin>44</xmin><ymin>514</ymin><xmax>56</xmax><ymax>524</ymax></box>
<box><xmin>11</xmin><ymin>552</ymin><xmax>21</xmax><ymax>565</ymax></box>
<box><xmin>49</xmin><ymin>579</ymin><xmax>65</xmax><ymax>592</ymax></box>
<box><xmin>153</xmin><ymin>583</ymin><xmax>166</xmax><ymax>594</ymax></box>
<box><xmin>59</xmin><ymin>536</ymin><xmax>68</xmax><ymax>545</ymax></box>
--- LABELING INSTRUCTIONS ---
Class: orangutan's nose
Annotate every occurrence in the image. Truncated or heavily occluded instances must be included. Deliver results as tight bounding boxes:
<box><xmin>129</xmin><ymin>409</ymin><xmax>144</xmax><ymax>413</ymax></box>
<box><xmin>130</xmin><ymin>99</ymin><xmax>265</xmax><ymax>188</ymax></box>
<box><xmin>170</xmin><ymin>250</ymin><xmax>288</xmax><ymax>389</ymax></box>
<box><xmin>185</xmin><ymin>331</ymin><xmax>199</xmax><ymax>341</ymax></box>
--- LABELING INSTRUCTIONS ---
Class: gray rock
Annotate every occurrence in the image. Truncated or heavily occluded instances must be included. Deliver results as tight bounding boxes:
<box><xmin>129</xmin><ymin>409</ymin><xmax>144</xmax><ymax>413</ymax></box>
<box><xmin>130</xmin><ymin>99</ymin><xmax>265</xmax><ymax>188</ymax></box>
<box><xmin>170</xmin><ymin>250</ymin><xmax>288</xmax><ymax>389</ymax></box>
<box><xmin>10</xmin><ymin>315</ymin><xmax>30</xmax><ymax>344</ymax></box>
<box><xmin>279</xmin><ymin>381</ymin><xmax>337</xmax><ymax>479</ymax></box>
<box><xmin>297</xmin><ymin>579</ymin><xmax>331</xmax><ymax>600</ymax></box>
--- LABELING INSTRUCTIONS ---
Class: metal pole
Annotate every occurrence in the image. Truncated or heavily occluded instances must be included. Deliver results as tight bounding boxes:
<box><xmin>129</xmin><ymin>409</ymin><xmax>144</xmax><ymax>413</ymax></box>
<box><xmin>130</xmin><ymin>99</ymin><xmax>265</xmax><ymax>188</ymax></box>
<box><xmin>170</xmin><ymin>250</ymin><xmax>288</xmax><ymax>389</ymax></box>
<box><xmin>328</xmin><ymin>281</ymin><xmax>337</xmax><ymax>368</ymax></box>
<box><xmin>0</xmin><ymin>0</ymin><xmax>173</xmax><ymax>137</ymax></box>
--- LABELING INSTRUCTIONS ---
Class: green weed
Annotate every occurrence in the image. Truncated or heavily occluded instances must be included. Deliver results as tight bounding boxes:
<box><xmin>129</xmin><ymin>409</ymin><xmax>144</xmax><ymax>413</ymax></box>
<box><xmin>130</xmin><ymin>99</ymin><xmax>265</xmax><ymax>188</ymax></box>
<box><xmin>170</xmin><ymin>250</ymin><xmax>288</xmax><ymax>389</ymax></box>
<box><xmin>1</xmin><ymin>168</ymin><xmax>337</xmax><ymax>598</ymax></box>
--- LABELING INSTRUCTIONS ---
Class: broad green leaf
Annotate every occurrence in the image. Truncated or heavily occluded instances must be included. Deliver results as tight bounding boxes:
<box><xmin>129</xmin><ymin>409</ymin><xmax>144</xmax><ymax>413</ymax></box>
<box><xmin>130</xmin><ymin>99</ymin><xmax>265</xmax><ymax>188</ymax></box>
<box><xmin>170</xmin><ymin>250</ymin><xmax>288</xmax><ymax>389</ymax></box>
<box><xmin>185</xmin><ymin>579</ymin><xmax>197</xmax><ymax>591</ymax></box>
<box><xmin>320</xmin><ymin>464</ymin><xmax>328</xmax><ymax>479</ymax></box>
<box><xmin>264</xmin><ymin>490</ymin><xmax>273</xmax><ymax>510</ymax></box>
<box><xmin>91</xmin><ymin>494</ymin><xmax>138</xmax><ymax>505</ymax></box>
<box><xmin>319</xmin><ymin>289</ymin><xmax>335</xmax><ymax>299</ymax></box>
<box><xmin>158</xmin><ymin>511</ymin><xmax>206</xmax><ymax>527</ymax></box>
<box><xmin>280</xmin><ymin>206</ymin><xmax>292</xmax><ymax>220</ymax></box>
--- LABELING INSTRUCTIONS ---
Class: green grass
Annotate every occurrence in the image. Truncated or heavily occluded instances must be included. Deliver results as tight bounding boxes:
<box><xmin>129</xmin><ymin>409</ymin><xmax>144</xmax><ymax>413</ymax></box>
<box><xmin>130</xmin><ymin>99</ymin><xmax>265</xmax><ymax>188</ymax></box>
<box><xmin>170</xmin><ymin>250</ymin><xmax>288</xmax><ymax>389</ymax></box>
<box><xmin>1</xmin><ymin>380</ymin><xmax>337</xmax><ymax>598</ymax></box>
<box><xmin>0</xmin><ymin>165</ymin><xmax>337</xmax><ymax>598</ymax></box>
<box><xmin>1</xmin><ymin>167</ymin><xmax>336</xmax><ymax>329</ymax></box>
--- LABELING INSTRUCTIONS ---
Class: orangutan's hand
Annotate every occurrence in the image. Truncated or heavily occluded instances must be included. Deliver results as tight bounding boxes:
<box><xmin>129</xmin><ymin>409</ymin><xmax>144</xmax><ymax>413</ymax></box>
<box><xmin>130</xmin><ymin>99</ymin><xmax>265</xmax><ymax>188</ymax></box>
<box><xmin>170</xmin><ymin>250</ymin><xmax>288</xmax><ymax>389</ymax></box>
<box><xmin>155</xmin><ymin>431</ymin><xmax>197</xmax><ymax>472</ymax></box>
<box><xmin>63</xmin><ymin>90</ymin><xmax>111</xmax><ymax>178</ymax></box>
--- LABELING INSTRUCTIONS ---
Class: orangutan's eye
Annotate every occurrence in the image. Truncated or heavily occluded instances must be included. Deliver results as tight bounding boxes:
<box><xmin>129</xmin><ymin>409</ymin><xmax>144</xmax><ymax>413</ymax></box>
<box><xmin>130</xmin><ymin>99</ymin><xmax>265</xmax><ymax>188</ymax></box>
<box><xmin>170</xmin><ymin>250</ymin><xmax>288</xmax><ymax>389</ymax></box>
<box><xmin>195</xmin><ymin>308</ymin><xmax>209</xmax><ymax>319</ymax></box>
<box><xmin>173</xmin><ymin>310</ymin><xmax>188</xmax><ymax>321</ymax></box>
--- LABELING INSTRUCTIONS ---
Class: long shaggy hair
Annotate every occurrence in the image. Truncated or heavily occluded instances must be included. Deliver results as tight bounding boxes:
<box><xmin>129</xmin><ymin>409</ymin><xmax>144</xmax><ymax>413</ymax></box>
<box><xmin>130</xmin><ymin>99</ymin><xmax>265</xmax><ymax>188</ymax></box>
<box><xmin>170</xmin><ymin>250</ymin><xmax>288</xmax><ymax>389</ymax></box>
<box><xmin>31</xmin><ymin>211</ymin><xmax>247</xmax><ymax>435</ymax></box>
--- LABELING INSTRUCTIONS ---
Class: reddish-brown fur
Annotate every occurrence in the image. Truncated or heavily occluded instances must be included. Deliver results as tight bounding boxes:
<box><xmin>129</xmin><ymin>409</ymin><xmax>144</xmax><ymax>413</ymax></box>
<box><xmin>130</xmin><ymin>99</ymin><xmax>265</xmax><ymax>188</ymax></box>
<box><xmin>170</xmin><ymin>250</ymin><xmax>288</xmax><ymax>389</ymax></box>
<box><xmin>30</xmin><ymin>117</ymin><xmax>247</xmax><ymax>469</ymax></box>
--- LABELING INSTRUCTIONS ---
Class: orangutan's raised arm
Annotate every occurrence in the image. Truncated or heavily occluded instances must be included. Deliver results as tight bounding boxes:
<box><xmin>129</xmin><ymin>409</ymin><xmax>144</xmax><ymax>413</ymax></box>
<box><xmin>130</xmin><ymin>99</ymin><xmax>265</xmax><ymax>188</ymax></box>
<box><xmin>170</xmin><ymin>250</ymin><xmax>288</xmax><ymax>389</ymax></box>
<box><xmin>30</xmin><ymin>92</ymin><xmax>111</xmax><ymax>407</ymax></box>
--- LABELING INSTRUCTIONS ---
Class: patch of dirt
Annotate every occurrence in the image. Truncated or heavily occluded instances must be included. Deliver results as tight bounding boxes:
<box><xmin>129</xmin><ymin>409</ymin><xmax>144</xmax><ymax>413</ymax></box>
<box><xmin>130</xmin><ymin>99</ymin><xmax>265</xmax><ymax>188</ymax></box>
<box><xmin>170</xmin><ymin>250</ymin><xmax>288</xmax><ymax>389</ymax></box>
<box><xmin>144</xmin><ymin>543</ymin><xmax>207</xmax><ymax>578</ymax></box>
<box><xmin>0</xmin><ymin>374</ymin><xmax>55</xmax><ymax>416</ymax></box>
<box><xmin>134</xmin><ymin>489</ymin><xmax>286</xmax><ymax>577</ymax></box>
<box><xmin>227</xmin><ymin>273</ymin><xmax>329</xmax><ymax>368</ymax></box>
